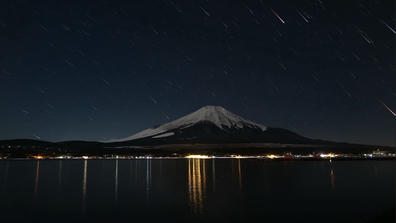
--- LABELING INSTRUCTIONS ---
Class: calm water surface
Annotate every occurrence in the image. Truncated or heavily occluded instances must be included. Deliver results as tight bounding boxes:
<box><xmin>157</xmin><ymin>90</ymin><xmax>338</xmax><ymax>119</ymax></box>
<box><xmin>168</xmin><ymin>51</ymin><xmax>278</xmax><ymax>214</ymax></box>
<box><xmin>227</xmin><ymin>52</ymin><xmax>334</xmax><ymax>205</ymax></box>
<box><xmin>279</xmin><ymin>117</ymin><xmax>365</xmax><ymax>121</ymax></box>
<box><xmin>0</xmin><ymin>159</ymin><xmax>394</xmax><ymax>223</ymax></box>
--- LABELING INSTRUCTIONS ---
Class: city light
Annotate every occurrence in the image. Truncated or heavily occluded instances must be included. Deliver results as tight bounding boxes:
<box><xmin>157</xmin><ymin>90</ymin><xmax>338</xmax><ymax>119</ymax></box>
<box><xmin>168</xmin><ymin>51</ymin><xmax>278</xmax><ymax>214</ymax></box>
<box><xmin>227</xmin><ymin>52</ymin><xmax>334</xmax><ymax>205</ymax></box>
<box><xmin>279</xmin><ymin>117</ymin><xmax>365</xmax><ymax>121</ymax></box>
<box><xmin>319</xmin><ymin>153</ymin><xmax>337</xmax><ymax>158</ymax></box>
<box><xmin>1</xmin><ymin>149</ymin><xmax>395</xmax><ymax>160</ymax></box>
<box><xmin>266</xmin><ymin>154</ymin><xmax>281</xmax><ymax>159</ymax></box>
<box><xmin>185</xmin><ymin>155</ymin><xmax>210</xmax><ymax>159</ymax></box>
<box><xmin>231</xmin><ymin>155</ymin><xmax>245</xmax><ymax>159</ymax></box>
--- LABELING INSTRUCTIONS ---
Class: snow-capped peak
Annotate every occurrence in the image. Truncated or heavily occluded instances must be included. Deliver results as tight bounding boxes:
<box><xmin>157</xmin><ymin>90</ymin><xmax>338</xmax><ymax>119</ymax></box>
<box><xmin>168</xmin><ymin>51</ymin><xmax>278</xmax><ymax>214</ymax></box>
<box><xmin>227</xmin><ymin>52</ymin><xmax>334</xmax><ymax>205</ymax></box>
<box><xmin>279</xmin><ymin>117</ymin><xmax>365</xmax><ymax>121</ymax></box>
<box><xmin>172</xmin><ymin>105</ymin><xmax>266</xmax><ymax>130</ymax></box>
<box><xmin>106</xmin><ymin>105</ymin><xmax>267</xmax><ymax>142</ymax></box>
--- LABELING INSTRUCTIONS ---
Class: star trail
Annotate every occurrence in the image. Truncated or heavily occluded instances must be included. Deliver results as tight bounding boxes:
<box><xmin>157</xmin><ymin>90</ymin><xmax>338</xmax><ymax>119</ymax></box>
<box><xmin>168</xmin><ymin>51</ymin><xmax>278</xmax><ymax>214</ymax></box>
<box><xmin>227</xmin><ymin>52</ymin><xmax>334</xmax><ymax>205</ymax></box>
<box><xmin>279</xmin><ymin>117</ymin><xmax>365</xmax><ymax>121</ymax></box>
<box><xmin>0</xmin><ymin>0</ymin><xmax>394</xmax><ymax>146</ymax></box>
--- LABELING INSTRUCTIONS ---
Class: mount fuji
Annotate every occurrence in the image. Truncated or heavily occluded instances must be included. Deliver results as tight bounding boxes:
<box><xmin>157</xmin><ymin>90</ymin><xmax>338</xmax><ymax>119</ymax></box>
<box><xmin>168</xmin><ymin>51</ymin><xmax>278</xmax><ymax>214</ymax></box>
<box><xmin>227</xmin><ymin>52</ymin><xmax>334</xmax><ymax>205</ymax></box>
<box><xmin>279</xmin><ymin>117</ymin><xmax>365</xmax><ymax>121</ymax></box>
<box><xmin>107</xmin><ymin>105</ymin><xmax>317</xmax><ymax>146</ymax></box>
<box><xmin>1</xmin><ymin>105</ymin><xmax>390</xmax><ymax>156</ymax></box>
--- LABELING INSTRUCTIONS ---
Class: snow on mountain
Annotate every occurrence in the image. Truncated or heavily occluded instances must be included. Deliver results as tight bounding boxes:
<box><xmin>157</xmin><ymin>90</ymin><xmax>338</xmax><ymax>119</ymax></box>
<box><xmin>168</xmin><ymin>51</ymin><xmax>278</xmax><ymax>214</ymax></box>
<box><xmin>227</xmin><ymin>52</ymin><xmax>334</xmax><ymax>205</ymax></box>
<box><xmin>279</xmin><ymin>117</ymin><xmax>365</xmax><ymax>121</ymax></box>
<box><xmin>152</xmin><ymin>132</ymin><xmax>175</xmax><ymax>138</ymax></box>
<box><xmin>107</xmin><ymin>105</ymin><xmax>267</xmax><ymax>142</ymax></box>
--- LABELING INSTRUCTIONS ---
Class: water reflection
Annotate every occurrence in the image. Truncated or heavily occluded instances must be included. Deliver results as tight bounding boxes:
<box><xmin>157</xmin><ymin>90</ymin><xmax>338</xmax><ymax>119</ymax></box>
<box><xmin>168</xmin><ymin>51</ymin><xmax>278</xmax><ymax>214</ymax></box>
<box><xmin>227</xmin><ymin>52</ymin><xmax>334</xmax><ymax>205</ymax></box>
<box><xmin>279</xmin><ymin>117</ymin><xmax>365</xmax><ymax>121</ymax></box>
<box><xmin>328</xmin><ymin>161</ymin><xmax>335</xmax><ymax>190</ymax></box>
<box><xmin>237</xmin><ymin>159</ymin><xmax>242</xmax><ymax>189</ymax></box>
<box><xmin>129</xmin><ymin>160</ymin><xmax>133</xmax><ymax>177</ymax></box>
<box><xmin>146</xmin><ymin>159</ymin><xmax>151</xmax><ymax>203</ymax></box>
<box><xmin>212</xmin><ymin>159</ymin><xmax>216</xmax><ymax>191</ymax></box>
<box><xmin>330</xmin><ymin>168</ymin><xmax>335</xmax><ymax>190</ymax></box>
<box><xmin>58</xmin><ymin>160</ymin><xmax>62</xmax><ymax>186</ymax></box>
<box><xmin>2</xmin><ymin>162</ymin><xmax>8</xmax><ymax>192</ymax></box>
<box><xmin>188</xmin><ymin>159</ymin><xmax>207</xmax><ymax>215</ymax></box>
<box><xmin>115</xmin><ymin>159</ymin><xmax>118</xmax><ymax>203</ymax></box>
<box><xmin>82</xmin><ymin>160</ymin><xmax>88</xmax><ymax>213</ymax></box>
<box><xmin>34</xmin><ymin>160</ymin><xmax>40</xmax><ymax>197</ymax></box>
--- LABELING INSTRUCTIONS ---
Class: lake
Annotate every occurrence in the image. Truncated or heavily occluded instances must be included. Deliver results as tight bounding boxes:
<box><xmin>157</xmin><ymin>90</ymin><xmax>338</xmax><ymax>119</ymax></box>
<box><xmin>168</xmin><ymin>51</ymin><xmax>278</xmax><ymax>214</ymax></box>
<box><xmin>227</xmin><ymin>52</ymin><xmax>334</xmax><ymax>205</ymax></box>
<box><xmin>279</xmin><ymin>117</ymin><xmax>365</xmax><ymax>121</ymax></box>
<box><xmin>0</xmin><ymin>159</ymin><xmax>394</xmax><ymax>223</ymax></box>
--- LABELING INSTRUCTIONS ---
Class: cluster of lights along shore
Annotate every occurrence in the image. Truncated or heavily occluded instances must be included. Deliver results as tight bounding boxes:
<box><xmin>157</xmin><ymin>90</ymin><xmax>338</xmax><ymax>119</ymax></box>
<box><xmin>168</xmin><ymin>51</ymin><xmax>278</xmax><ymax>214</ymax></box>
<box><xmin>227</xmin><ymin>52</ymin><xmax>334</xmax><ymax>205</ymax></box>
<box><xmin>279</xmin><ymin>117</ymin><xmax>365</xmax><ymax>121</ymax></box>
<box><xmin>2</xmin><ymin>149</ymin><xmax>395</xmax><ymax>160</ymax></box>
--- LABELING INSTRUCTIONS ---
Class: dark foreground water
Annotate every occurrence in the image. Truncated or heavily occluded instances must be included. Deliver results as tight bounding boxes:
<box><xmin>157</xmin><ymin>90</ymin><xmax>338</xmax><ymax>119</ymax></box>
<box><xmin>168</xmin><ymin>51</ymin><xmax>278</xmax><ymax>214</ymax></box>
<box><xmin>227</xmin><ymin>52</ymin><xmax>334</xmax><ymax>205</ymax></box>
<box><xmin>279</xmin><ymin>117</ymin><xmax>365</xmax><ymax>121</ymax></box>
<box><xmin>0</xmin><ymin>159</ymin><xmax>394</xmax><ymax>223</ymax></box>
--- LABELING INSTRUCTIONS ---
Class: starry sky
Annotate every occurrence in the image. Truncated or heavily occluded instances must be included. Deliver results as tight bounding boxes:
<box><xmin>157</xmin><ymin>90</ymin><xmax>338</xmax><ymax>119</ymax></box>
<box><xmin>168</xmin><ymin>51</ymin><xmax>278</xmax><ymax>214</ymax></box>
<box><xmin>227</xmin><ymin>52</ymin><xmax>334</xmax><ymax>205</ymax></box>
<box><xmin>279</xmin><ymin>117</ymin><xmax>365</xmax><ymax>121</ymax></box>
<box><xmin>0</xmin><ymin>0</ymin><xmax>395</xmax><ymax>145</ymax></box>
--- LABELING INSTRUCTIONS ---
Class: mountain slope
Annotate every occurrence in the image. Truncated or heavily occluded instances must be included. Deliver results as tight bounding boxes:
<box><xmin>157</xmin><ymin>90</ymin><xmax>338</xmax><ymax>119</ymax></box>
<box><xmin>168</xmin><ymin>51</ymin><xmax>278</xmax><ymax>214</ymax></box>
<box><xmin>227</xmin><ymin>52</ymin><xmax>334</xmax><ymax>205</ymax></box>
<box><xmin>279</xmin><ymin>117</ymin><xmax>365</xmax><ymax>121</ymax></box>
<box><xmin>108</xmin><ymin>106</ymin><xmax>266</xmax><ymax>142</ymax></box>
<box><xmin>107</xmin><ymin>105</ymin><xmax>315</xmax><ymax>145</ymax></box>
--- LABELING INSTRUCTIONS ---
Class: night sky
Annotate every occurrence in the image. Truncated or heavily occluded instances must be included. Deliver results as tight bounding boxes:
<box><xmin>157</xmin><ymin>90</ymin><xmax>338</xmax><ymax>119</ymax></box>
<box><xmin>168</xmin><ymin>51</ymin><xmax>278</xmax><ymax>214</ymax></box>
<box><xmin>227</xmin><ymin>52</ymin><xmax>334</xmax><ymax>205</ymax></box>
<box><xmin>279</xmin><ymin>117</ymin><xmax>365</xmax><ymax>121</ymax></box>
<box><xmin>0</xmin><ymin>0</ymin><xmax>395</xmax><ymax>146</ymax></box>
